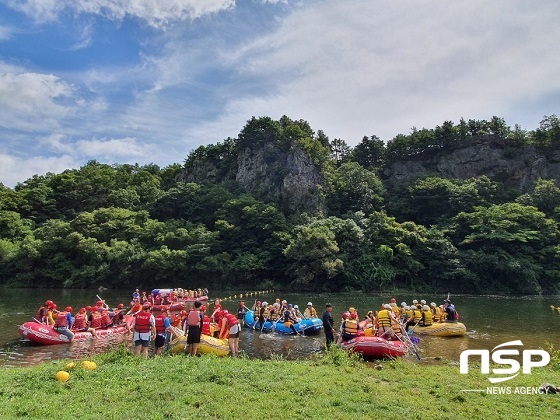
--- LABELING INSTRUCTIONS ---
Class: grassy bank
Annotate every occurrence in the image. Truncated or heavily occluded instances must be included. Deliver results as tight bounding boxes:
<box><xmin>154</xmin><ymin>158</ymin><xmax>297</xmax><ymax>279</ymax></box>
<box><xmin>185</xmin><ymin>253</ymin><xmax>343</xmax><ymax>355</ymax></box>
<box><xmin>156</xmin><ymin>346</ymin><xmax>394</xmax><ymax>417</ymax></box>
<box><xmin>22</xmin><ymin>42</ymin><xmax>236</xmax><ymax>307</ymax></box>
<box><xmin>1</xmin><ymin>347</ymin><xmax>560</xmax><ymax>419</ymax></box>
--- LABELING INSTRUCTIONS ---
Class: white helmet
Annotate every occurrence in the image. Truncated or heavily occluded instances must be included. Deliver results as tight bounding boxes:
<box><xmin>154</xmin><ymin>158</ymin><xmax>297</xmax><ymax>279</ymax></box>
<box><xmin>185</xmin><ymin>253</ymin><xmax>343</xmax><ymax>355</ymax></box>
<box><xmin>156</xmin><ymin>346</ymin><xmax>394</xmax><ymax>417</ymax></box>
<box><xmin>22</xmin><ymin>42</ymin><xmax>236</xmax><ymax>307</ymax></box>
<box><xmin>383</xmin><ymin>304</ymin><xmax>391</xmax><ymax>309</ymax></box>
<box><xmin>294</xmin><ymin>305</ymin><xmax>299</xmax><ymax>309</ymax></box>
<box><xmin>401</xmin><ymin>302</ymin><xmax>407</xmax><ymax>307</ymax></box>
<box><xmin>412</xmin><ymin>300</ymin><xmax>418</xmax><ymax>304</ymax></box>
<box><xmin>430</xmin><ymin>302</ymin><xmax>436</xmax><ymax>307</ymax></box>
<box><xmin>423</xmin><ymin>305</ymin><xmax>430</xmax><ymax>311</ymax></box>
<box><xmin>262</xmin><ymin>301</ymin><xmax>268</xmax><ymax>306</ymax></box>
<box><xmin>421</xmin><ymin>300</ymin><xmax>426</xmax><ymax>305</ymax></box>
<box><xmin>405</xmin><ymin>306</ymin><xmax>410</xmax><ymax>310</ymax></box>
<box><xmin>307</xmin><ymin>302</ymin><xmax>313</xmax><ymax>306</ymax></box>
<box><xmin>390</xmin><ymin>302</ymin><xmax>397</xmax><ymax>307</ymax></box>
<box><xmin>282</xmin><ymin>300</ymin><xmax>287</xmax><ymax>304</ymax></box>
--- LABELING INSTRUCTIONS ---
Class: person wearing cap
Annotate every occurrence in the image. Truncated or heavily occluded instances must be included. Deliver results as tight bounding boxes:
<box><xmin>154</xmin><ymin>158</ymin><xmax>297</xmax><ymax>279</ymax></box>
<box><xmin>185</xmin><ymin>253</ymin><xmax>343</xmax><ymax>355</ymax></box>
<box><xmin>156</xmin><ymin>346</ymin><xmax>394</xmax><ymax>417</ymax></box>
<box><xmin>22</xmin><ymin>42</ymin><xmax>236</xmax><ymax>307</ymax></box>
<box><xmin>322</xmin><ymin>303</ymin><xmax>335</xmax><ymax>349</ymax></box>
<box><xmin>132</xmin><ymin>302</ymin><xmax>156</xmax><ymax>358</ymax></box>
<box><xmin>303</xmin><ymin>302</ymin><xmax>317</xmax><ymax>319</ymax></box>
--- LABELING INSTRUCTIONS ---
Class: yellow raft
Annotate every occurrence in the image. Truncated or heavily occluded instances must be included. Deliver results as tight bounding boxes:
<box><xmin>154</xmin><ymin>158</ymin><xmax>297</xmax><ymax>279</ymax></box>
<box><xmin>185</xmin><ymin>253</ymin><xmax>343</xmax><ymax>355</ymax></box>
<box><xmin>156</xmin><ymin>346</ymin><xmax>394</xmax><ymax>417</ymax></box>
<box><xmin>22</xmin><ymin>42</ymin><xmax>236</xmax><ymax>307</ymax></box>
<box><xmin>168</xmin><ymin>334</ymin><xmax>230</xmax><ymax>357</ymax></box>
<box><xmin>411</xmin><ymin>322</ymin><xmax>467</xmax><ymax>337</ymax></box>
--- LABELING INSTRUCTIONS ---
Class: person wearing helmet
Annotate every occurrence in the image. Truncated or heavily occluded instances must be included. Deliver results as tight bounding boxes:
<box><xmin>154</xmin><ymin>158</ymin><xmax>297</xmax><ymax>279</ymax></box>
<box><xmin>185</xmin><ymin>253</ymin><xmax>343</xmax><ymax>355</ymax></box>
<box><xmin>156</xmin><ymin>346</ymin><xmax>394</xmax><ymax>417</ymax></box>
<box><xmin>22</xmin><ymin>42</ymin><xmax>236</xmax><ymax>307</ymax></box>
<box><xmin>420</xmin><ymin>300</ymin><xmax>426</xmax><ymax>306</ymax></box>
<box><xmin>252</xmin><ymin>300</ymin><xmax>262</xmax><ymax>313</ymax></box>
<box><xmin>303</xmin><ymin>302</ymin><xmax>317</xmax><ymax>319</ymax></box>
<box><xmin>36</xmin><ymin>300</ymin><xmax>53</xmax><ymax>324</ymax></box>
<box><xmin>53</xmin><ymin>305</ymin><xmax>75</xmax><ymax>342</ymax></box>
<box><xmin>257</xmin><ymin>302</ymin><xmax>270</xmax><ymax>329</ymax></box>
<box><xmin>111</xmin><ymin>303</ymin><xmax>125</xmax><ymax>325</ymax></box>
<box><xmin>375</xmin><ymin>304</ymin><xmax>393</xmax><ymax>338</ymax></box>
<box><xmin>420</xmin><ymin>304</ymin><xmax>433</xmax><ymax>326</ymax></box>
<box><xmin>340</xmin><ymin>312</ymin><xmax>360</xmax><ymax>342</ymax></box>
<box><xmin>293</xmin><ymin>305</ymin><xmax>303</xmax><ymax>319</ymax></box>
<box><xmin>390</xmin><ymin>298</ymin><xmax>396</xmax><ymax>304</ymax></box>
<box><xmin>406</xmin><ymin>302</ymin><xmax>423</xmax><ymax>331</ymax></box>
<box><xmin>390</xmin><ymin>302</ymin><xmax>400</xmax><ymax>316</ymax></box>
<box><xmin>432</xmin><ymin>302</ymin><xmax>444</xmax><ymax>323</ymax></box>
<box><xmin>72</xmin><ymin>307</ymin><xmax>98</xmax><ymax>338</ymax></box>
<box><xmin>269</xmin><ymin>303</ymin><xmax>280</xmax><ymax>322</ymax></box>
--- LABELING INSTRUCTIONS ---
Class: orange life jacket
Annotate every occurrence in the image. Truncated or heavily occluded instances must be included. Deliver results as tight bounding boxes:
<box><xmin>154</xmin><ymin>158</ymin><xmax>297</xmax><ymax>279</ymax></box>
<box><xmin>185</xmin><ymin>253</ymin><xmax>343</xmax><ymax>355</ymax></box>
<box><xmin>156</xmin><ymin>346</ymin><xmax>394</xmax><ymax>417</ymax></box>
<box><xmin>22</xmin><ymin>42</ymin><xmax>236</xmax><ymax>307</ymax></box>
<box><xmin>73</xmin><ymin>313</ymin><xmax>87</xmax><ymax>330</ymax></box>
<box><xmin>90</xmin><ymin>312</ymin><xmax>102</xmax><ymax>329</ymax></box>
<box><xmin>54</xmin><ymin>311</ymin><xmax>69</xmax><ymax>328</ymax></box>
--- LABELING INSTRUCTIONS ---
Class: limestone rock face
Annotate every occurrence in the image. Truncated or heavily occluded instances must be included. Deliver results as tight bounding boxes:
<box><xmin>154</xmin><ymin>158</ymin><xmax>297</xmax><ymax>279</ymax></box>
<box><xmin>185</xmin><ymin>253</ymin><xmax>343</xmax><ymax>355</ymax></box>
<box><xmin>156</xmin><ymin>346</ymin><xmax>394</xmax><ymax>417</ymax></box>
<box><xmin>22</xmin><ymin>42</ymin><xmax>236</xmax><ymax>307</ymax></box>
<box><xmin>236</xmin><ymin>143</ymin><xmax>325</xmax><ymax>214</ymax></box>
<box><xmin>384</xmin><ymin>137</ymin><xmax>560</xmax><ymax>192</ymax></box>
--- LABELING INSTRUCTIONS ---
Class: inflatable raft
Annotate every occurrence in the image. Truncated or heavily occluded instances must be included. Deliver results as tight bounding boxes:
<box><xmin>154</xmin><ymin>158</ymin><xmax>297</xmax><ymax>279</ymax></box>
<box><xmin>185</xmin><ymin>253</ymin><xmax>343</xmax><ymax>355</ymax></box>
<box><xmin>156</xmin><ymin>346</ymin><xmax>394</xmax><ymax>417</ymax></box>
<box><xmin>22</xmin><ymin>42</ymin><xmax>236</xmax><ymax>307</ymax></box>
<box><xmin>244</xmin><ymin>310</ymin><xmax>323</xmax><ymax>335</ymax></box>
<box><xmin>19</xmin><ymin>316</ymin><xmax>133</xmax><ymax>346</ymax></box>
<box><xmin>340</xmin><ymin>336</ymin><xmax>408</xmax><ymax>358</ymax></box>
<box><xmin>409</xmin><ymin>322</ymin><xmax>466</xmax><ymax>337</ymax></box>
<box><xmin>167</xmin><ymin>334</ymin><xmax>229</xmax><ymax>357</ymax></box>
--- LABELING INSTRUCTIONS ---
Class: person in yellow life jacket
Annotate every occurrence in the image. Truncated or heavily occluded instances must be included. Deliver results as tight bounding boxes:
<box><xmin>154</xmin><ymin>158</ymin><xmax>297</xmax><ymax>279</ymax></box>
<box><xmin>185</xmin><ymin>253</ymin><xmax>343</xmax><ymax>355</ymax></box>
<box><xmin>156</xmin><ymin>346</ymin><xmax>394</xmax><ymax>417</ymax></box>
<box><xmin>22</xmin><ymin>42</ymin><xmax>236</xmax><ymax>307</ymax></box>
<box><xmin>430</xmin><ymin>302</ymin><xmax>443</xmax><ymax>322</ymax></box>
<box><xmin>420</xmin><ymin>305</ymin><xmax>433</xmax><ymax>326</ymax></box>
<box><xmin>303</xmin><ymin>302</ymin><xmax>317</xmax><ymax>319</ymax></box>
<box><xmin>406</xmin><ymin>304</ymin><xmax>422</xmax><ymax>330</ymax></box>
<box><xmin>390</xmin><ymin>302</ymin><xmax>400</xmax><ymax>316</ymax></box>
<box><xmin>404</xmin><ymin>306</ymin><xmax>413</xmax><ymax>322</ymax></box>
<box><xmin>341</xmin><ymin>312</ymin><xmax>360</xmax><ymax>342</ymax></box>
<box><xmin>399</xmin><ymin>302</ymin><xmax>407</xmax><ymax>318</ymax></box>
<box><xmin>375</xmin><ymin>304</ymin><xmax>394</xmax><ymax>338</ymax></box>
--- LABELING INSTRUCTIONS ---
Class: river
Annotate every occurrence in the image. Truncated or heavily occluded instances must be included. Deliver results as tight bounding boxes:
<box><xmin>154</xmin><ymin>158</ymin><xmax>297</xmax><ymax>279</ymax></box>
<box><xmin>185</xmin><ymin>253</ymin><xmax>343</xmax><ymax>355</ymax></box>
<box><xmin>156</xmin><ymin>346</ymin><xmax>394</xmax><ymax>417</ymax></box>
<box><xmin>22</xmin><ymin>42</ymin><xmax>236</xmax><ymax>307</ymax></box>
<box><xmin>2</xmin><ymin>288</ymin><xmax>559</xmax><ymax>367</ymax></box>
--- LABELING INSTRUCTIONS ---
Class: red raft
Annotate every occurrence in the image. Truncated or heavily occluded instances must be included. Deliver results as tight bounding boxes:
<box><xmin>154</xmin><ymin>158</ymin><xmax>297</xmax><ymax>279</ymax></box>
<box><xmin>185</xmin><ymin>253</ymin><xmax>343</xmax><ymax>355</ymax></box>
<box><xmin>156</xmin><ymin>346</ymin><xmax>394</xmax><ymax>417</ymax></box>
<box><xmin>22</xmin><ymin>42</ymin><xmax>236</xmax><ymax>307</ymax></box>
<box><xmin>340</xmin><ymin>336</ymin><xmax>408</xmax><ymax>358</ymax></box>
<box><xmin>19</xmin><ymin>316</ymin><xmax>133</xmax><ymax>346</ymax></box>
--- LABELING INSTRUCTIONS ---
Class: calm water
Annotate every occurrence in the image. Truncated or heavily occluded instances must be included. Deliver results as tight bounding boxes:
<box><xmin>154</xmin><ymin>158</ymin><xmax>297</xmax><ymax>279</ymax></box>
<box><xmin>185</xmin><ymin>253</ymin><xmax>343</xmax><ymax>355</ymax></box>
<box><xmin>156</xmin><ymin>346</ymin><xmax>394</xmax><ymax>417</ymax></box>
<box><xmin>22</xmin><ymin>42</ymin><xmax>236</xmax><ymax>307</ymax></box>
<box><xmin>2</xmin><ymin>288</ymin><xmax>560</xmax><ymax>367</ymax></box>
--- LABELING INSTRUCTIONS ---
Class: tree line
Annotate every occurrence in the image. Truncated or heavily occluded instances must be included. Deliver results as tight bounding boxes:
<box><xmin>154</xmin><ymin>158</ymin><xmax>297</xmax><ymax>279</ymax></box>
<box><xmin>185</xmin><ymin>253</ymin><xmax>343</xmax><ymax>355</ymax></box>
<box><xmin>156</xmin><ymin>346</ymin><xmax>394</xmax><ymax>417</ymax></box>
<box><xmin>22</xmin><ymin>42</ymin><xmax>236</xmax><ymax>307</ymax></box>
<box><xmin>1</xmin><ymin>115</ymin><xmax>560</xmax><ymax>294</ymax></box>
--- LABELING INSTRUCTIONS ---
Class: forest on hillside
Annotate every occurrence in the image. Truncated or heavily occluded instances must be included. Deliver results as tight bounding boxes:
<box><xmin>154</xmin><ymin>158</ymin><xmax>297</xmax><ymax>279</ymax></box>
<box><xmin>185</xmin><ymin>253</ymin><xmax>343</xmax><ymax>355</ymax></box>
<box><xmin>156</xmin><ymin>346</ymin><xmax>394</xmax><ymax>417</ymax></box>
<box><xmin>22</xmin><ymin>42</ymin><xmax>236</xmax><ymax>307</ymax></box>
<box><xmin>1</xmin><ymin>115</ymin><xmax>560</xmax><ymax>294</ymax></box>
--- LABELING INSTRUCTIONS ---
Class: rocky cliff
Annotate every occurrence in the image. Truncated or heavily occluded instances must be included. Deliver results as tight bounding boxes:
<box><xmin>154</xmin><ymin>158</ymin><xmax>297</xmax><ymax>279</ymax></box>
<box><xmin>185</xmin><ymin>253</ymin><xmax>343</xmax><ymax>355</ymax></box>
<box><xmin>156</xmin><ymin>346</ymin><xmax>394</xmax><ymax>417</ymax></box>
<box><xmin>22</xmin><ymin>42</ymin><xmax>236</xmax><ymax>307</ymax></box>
<box><xmin>384</xmin><ymin>136</ymin><xmax>560</xmax><ymax>192</ymax></box>
<box><xmin>179</xmin><ymin>141</ymin><xmax>325</xmax><ymax>215</ymax></box>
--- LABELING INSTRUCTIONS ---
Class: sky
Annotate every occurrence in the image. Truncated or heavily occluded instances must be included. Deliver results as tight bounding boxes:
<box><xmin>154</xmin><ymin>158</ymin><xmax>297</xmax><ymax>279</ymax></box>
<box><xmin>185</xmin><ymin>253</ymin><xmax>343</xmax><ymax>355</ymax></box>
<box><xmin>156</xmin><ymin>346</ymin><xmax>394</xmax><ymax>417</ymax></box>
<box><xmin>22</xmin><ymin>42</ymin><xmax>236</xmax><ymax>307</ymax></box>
<box><xmin>0</xmin><ymin>0</ymin><xmax>559</xmax><ymax>187</ymax></box>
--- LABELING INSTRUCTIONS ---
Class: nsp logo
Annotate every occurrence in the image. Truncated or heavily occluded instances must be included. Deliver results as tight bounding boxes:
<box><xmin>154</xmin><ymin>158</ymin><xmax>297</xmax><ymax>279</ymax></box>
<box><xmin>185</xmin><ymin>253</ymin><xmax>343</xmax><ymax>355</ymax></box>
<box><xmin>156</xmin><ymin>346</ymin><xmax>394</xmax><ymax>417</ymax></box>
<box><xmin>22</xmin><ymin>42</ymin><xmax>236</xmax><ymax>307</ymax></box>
<box><xmin>460</xmin><ymin>340</ymin><xmax>550</xmax><ymax>383</ymax></box>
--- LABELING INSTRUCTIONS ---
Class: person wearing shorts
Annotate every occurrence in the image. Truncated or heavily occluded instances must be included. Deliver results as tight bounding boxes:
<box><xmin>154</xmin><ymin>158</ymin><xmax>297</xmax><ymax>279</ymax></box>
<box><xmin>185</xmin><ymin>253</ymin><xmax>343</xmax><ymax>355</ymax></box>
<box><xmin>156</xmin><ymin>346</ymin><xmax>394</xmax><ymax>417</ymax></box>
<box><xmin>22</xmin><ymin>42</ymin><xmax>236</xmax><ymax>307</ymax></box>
<box><xmin>132</xmin><ymin>302</ymin><xmax>155</xmax><ymax>358</ymax></box>
<box><xmin>185</xmin><ymin>300</ymin><xmax>203</xmax><ymax>356</ymax></box>
<box><xmin>154</xmin><ymin>309</ymin><xmax>171</xmax><ymax>356</ymax></box>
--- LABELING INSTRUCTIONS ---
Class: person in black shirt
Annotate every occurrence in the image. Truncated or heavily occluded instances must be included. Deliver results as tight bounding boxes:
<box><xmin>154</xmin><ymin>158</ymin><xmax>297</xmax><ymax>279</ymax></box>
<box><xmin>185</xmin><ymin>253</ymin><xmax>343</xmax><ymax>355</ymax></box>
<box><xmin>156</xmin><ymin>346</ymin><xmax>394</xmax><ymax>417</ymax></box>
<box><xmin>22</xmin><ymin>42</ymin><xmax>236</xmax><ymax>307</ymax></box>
<box><xmin>322</xmin><ymin>303</ymin><xmax>335</xmax><ymax>349</ymax></box>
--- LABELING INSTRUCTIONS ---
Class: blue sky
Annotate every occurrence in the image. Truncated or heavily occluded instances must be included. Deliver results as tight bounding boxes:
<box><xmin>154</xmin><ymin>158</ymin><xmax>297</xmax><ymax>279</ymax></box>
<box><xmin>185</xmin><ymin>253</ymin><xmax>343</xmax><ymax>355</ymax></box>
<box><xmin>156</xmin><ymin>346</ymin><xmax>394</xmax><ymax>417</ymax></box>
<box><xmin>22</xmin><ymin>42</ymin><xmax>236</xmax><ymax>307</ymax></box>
<box><xmin>0</xmin><ymin>0</ymin><xmax>559</xmax><ymax>187</ymax></box>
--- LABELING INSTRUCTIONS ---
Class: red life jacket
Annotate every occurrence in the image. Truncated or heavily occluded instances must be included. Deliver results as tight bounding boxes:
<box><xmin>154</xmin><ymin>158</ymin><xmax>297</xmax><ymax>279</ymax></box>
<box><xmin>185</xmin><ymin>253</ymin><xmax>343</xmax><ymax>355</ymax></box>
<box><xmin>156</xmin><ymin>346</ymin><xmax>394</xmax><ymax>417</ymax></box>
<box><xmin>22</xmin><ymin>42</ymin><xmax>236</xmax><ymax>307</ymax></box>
<box><xmin>90</xmin><ymin>312</ymin><xmax>102</xmax><ymax>329</ymax></box>
<box><xmin>54</xmin><ymin>311</ymin><xmax>69</xmax><ymax>328</ymax></box>
<box><xmin>202</xmin><ymin>315</ymin><xmax>211</xmax><ymax>335</ymax></box>
<box><xmin>100</xmin><ymin>311</ymin><xmax>112</xmax><ymax>328</ymax></box>
<box><xmin>112</xmin><ymin>309</ymin><xmax>123</xmax><ymax>324</ymax></box>
<box><xmin>187</xmin><ymin>310</ymin><xmax>201</xmax><ymax>327</ymax></box>
<box><xmin>226</xmin><ymin>313</ymin><xmax>238</xmax><ymax>328</ymax></box>
<box><xmin>73</xmin><ymin>313</ymin><xmax>87</xmax><ymax>330</ymax></box>
<box><xmin>135</xmin><ymin>311</ymin><xmax>152</xmax><ymax>333</ymax></box>
<box><xmin>155</xmin><ymin>313</ymin><xmax>167</xmax><ymax>334</ymax></box>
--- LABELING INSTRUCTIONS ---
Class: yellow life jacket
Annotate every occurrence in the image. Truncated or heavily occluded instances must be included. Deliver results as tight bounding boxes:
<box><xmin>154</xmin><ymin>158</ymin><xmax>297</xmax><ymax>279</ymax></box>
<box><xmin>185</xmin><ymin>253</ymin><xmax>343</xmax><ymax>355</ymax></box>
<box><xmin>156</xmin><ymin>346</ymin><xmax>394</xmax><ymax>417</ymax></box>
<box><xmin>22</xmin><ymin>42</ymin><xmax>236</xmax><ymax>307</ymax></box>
<box><xmin>405</xmin><ymin>309</ymin><xmax>413</xmax><ymax>319</ymax></box>
<box><xmin>343</xmin><ymin>319</ymin><xmax>358</xmax><ymax>335</ymax></box>
<box><xmin>422</xmin><ymin>310</ymin><xmax>433</xmax><ymax>326</ymax></box>
<box><xmin>391</xmin><ymin>306</ymin><xmax>400</xmax><ymax>315</ymax></box>
<box><xmin>413</xmin><ymin>309</ymin><xmax>422</xmax><ymax>321</ymax></box>
<box><xmin>377</xmin><ymin>309</ymin><xmax>392</xmax><ymax>328</ymax></box>
<box><xmin>270</xmin><ymin>310</ymin><xmax>278</xmax><ymax>321</ymax></box>
<box><xmin>434</xmin><ymin>307</ymin><xmax>443</xmax><ymax>322</ymax></box>
<box><xmin>391</xmin><ymin>319</ymin><xmax>402</xmax><ymax>335</ymax></box>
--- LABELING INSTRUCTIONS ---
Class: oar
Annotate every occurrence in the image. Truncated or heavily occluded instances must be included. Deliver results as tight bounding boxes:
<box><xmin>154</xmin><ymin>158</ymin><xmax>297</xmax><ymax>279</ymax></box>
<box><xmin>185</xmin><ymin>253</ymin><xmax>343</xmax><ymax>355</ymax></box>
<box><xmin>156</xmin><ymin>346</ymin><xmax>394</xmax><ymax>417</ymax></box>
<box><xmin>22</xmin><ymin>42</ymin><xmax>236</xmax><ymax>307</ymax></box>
<box><xmin>96</xmin><ymin>294</ymin><xmax>109</xmax><ymax>309</ymax></box>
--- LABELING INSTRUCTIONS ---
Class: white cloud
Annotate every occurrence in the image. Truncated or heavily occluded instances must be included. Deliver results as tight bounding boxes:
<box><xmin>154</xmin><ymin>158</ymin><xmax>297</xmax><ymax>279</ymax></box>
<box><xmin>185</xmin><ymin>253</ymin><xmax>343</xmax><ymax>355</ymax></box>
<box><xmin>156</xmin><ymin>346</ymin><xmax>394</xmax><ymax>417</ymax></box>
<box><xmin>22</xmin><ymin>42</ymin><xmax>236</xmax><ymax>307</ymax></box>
<box><xmin>213</xmin><ymin>0</ymin><xmax>560</xmax><ymax>142</ymax></box>
<box><xmin>0</xmin><ymin>153</ymin><xmax>78</xmax><ymax>187</ymax></box>
<box><xmin>75</xmin><ymin>137</ymin><xmax>153</xmax><ymax>160</ymax></box>
<box><xmin>0</xmin><ymin>25</ymin><xmax>14</xmax><ymax>40</ymax></box>
<box><xmin>7</xmin><ymin>0</ymin><xmax>236</xmax><ymax>28</ymax></box>
<box><xmin>0</xmin><ymin>72</ymin><xmax>79</xmax><ymax>131</ymax></box>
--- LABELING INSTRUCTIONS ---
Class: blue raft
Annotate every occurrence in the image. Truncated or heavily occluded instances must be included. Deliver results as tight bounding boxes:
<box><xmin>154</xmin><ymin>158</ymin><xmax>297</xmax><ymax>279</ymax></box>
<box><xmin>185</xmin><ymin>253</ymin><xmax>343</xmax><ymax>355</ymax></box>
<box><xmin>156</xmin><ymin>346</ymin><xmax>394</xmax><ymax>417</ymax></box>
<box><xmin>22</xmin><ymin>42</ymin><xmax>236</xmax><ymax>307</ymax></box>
<box><xmin>244</xmin><ymin>310</ymin><xmax>323</xmax><ymax>336</ymax></box>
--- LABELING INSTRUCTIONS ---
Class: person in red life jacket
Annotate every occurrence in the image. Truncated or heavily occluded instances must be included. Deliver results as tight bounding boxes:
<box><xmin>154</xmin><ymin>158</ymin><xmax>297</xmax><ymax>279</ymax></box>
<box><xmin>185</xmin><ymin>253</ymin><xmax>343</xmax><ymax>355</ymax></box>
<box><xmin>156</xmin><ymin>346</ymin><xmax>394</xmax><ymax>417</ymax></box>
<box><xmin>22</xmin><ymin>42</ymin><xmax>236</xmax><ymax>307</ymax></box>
<box><xmin>200</xmin><ymin>306</ymin><xmax>212</xmax><ymax>336</ymax></box>
<box><xmin>154</xmin><ymin>309</ymin><xmax>171</xmax><ymax>356</ymax></box>
<box><xmin>36</xmin><ymin>300</ymin><xmax>53</xmax><ymax>324</ymax></box>
<box><xmin>54</xmin><ymin>306</ymin><xmax>75</xmax><ymax>342</ymax></box>
<box><xmin>111</xmin><ymin>303</ymin><xmax>125</xmax><ymax>325</ymax></box>
<box><xmin>99</xmin><ymin>307</ymin><xmax>113</xmax><ymax>329</ymax></box>
<box><xmin>162</xmin><ymin>293</ymin><xmax>171</xmax><ymax>305</ymax></box>
<box><xmin>179</xmin><ymin>310</ymin><xmax>188</xmax><ymax>331</ymax></box>
<box><xmin>185</xmin><ymin>301</ymin><xmax>204</xmax><ymax>356</ymax></box>
<box><xmin>72</xmin><ymin>307</ymin><xmax>98</xmax><ymax>337</ymax></box>
<box><xmin>90</xmin><ymin>307</ymin><xmax>103</xmax><ymax>330</ymax></box>
<box><xmin>132</xmin><ymin>302</ymin><xmax>155</xmax><ymax>358</ymax></box>
<box><xmin>219</xmin><ymin>309</ymin><xmax>241</xmax><ymax>356</ymax></box>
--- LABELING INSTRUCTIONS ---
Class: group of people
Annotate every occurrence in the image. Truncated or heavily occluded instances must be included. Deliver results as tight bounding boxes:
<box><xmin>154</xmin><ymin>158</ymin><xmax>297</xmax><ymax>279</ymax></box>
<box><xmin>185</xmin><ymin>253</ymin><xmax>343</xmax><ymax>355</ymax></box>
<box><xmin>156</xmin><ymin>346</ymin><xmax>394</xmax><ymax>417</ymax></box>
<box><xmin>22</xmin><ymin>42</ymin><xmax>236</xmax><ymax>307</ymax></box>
<box><xmin>249</xmin><ymin>299</ymin><xmax>319</xmax><ymax>333</ymax></box>
<box><xmin>132</xmin><ymin>287</ymin><xmax>209</xmax><ymax>305</ymax></box>
<box><xmin>333</xmin><ymin>298</ymin><xmax>459</xmax><ymax>344</ymax></box>
<box><xmin>36</xmin><ymin>299</ymin><xmax>128</xmax><ymax>342</ymax></box>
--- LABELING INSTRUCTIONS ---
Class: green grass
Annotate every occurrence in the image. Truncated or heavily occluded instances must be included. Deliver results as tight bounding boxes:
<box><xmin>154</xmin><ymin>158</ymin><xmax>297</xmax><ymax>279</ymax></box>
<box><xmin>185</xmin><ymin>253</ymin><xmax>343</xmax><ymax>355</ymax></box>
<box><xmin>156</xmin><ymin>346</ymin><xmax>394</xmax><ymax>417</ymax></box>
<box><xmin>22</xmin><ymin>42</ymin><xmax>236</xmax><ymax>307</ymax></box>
<box><xmin>1</xmin><ymin>346</ymin><xmax>559</xmax><ymax>419</ymax></box>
